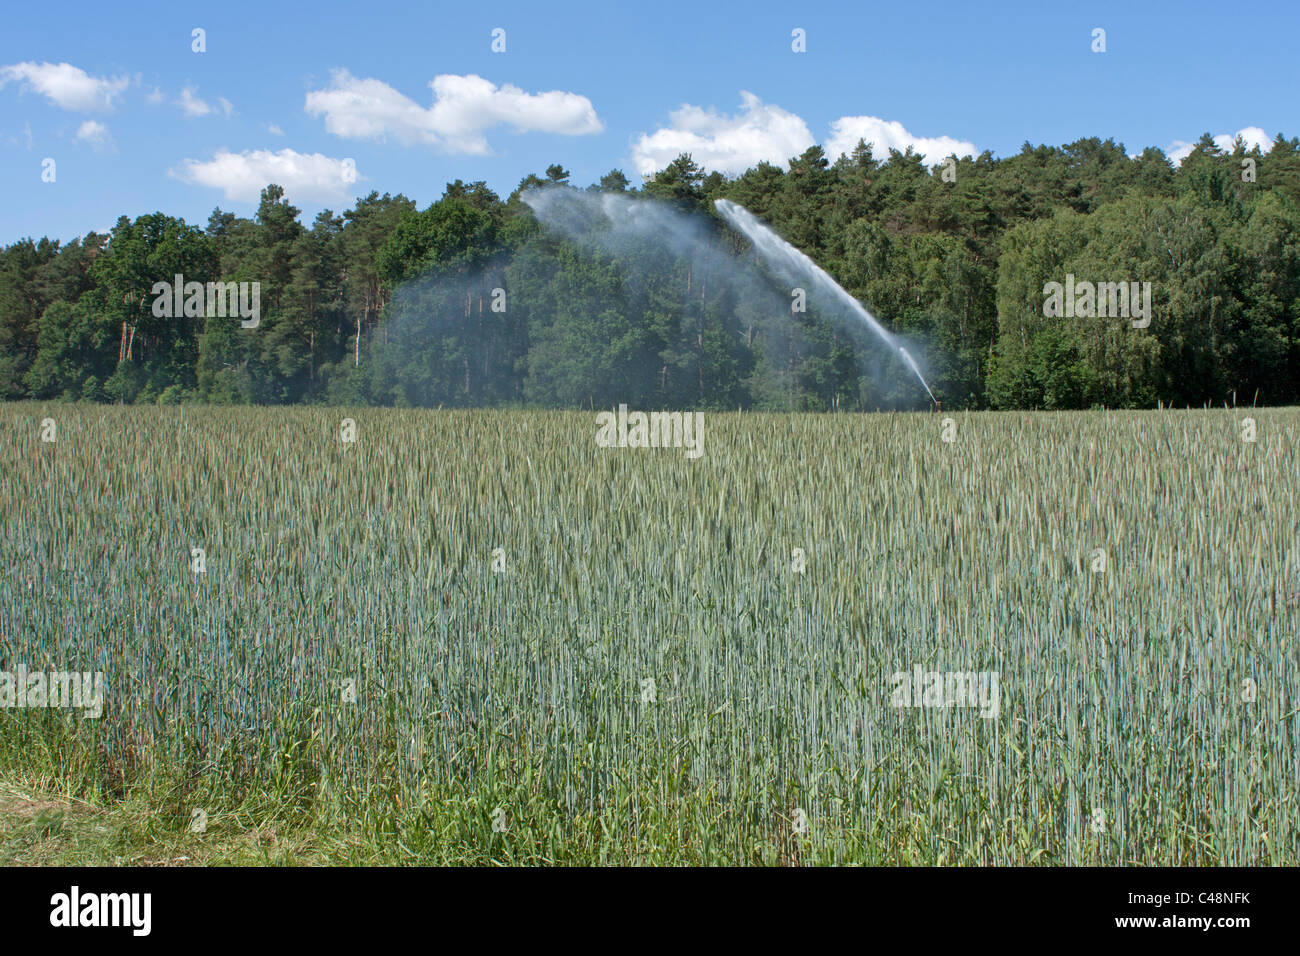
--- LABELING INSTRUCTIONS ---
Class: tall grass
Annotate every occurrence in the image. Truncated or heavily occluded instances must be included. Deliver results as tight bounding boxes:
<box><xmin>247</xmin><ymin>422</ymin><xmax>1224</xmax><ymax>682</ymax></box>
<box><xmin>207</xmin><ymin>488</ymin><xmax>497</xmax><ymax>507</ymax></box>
<box><xmin>0</xmin><ymin>403</ymin><xmax>1295</xmax><ymax>864</ymax></box>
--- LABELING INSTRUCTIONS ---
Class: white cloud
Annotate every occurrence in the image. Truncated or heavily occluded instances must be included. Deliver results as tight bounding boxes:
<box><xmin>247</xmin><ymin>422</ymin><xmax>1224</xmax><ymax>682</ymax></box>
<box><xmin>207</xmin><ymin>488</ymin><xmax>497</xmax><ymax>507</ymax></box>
<box><xmin>75</xmin><ymin>119</ymin><xmax>111</xmax><ymax>148</ymax></box>
<box><xmin>630</xmin><ymin>91</ymin><xmax>813</xmax><ymax>177</ymax></box>
<box><xmin>0</xmin><ymin>61</ymin><xmax>128</xmax><ymax>112</ymax></box>
<box><xmin>1168</xmin><ymin>126</ymin><xmax>1271</xmax><ymax>163</ymax></box>
<box><xmin>629</xmin><ymin>94</ymin><xmax>976</xmax><ymax>177</ymax></box>
<box><xmin>1232</xmin><ymin>126</ymin><xmax>1271</xmax><ymax>151</ymax></box>
<box><xmin>305</xmin><ymin>68</ymin><xmax>603</xmax><ymax>153</ymax></box>
<box><xmin>174</xmin><ymin>87</ymin><xmax>233</xmax><ymax>118</ymax></box>
<box><xmin>825</xmin><ymin>115</ymin><xmax>977</xmax><ymax>166</ymax></box>
<box><xmin>176</xmin><ymin>86</ymin><xmax>211</xmax><ymax>117</ymax></box>
<box><xmin>267</xmin><ymin>123</ymin><xmax>284</xmax><ymax>136</ymax></box>
<box><xmin>169</xmin><ymin>147</ymin><xmax>361</xmax><ymax>203</ymax></box>
<box><xmin>146</xmin><ymin>87</ymin><xmax>165</xmax><ymax>105</ymax></box>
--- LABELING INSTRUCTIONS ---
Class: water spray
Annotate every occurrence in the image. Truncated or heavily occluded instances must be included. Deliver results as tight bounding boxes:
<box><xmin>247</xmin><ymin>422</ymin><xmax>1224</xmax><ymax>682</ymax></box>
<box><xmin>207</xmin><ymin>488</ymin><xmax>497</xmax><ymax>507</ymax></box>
<box><xmin>898</xmin><ymin>346</ymin><xmax>938</xmax><ymax>407</ymax></box>
<box><xmin>713</xmin><ymin>199</ymin><xmax>938</xmax><ymax>405</ymax></box>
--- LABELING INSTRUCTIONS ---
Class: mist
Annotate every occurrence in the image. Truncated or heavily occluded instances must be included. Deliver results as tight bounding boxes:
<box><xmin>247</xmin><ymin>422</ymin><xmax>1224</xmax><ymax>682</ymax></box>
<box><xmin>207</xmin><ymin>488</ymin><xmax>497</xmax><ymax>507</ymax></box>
<box><xmin>522</xmin><ymin>186</ymin><xmax>932</xmax><ymax>409</ymax></box>
<box><xmin>354</xmin><ymin>184</ymin><xmax>934</xmax><ymax>410</ymax></box>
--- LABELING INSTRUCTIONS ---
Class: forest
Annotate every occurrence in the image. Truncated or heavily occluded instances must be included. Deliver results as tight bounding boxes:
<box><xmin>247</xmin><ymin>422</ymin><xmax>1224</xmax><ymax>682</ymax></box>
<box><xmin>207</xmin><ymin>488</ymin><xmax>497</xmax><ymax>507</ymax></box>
<box><xmin>2</xmin><ymin>131</ymin><xmax>1298</xmax><ymax>410</ymax></box>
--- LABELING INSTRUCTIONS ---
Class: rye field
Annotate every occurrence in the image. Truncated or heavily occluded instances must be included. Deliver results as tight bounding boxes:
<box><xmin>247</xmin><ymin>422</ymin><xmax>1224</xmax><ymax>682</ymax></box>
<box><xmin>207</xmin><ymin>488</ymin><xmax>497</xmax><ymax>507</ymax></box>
<box><xmin>0</xmin><ymin>403</ymin><xmax>1296</xmax><ymax>865</ymax></box>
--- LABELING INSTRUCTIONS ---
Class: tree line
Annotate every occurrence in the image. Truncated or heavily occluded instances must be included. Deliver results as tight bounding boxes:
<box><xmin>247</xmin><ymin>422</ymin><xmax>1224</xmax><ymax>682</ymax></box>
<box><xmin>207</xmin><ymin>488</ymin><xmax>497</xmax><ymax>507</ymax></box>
<box><xmin>2</xmin><ymin>131</ymin><xmax>1298</xmax><ymax>410</ymax></box>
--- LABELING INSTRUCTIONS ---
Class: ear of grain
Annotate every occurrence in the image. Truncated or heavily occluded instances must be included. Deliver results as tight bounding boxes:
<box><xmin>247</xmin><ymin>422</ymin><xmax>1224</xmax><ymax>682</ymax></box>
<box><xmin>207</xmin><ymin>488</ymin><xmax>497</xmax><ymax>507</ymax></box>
<box><xmin>0</xmin><ymin>403</ymin><xmax>1294</xmax><ymax>864</ymax></box>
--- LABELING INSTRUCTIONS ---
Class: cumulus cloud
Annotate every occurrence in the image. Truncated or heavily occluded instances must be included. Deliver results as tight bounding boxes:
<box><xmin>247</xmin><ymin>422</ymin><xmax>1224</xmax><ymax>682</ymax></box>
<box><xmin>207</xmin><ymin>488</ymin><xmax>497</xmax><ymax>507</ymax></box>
<box><xmin>1168</xmin><ymin>126</ymin><xmax>1271</xmax><ymax>163</ymax></box>
<box><xmin>825</xmin><ymin>115</ymin><xmax>977</xmax><ymax>165</ymax></box>
<box><xmin>630</xmin><ymin>91</ymin><xmax>813</xmax><ymax>177</ymax></box>
<box><xmin>629</xmin><ymin>94</ymin><xmax>976</xmax><ymax>177</ymax></box>
<box><xmin>0</xmin><ymin>61</ymin><xmax>128</xmax><ymax>112</ymax></box>
<box><xmin>176</xmin><ymin>86</ymin><xmax>211</xmax><ymax>117</ymax></box>
<box><xmin>169</xmin><ymin>147</ymin><xmax>360</xmax><ymax>203</ymax></box>
<box><xmin>75</xmin><ymin>119</ymin><xmax>111</xmax><ymax>148</ymax></box>
<box><xmin>266</xmin><ymin>123</ymin><xmax>284</xmax><ymax>136</ymax></box>
<box><xmin>304</xmin><ymin>69</ymin><xmax>603</xmax><ymax>153</ymax></box>
<box><xmin>173</xmin><ymin>87</ymin><xmax>232</xmax><ymax>118</ymax></box>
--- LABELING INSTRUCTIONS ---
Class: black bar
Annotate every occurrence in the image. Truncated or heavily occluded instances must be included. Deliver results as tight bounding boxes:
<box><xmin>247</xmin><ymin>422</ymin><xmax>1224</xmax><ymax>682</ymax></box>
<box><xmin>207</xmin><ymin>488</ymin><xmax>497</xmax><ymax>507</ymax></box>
<box><xmin>0</xmin><ymin>866</ymin><xmax>1284</xmax><ymax>944</ymax></box>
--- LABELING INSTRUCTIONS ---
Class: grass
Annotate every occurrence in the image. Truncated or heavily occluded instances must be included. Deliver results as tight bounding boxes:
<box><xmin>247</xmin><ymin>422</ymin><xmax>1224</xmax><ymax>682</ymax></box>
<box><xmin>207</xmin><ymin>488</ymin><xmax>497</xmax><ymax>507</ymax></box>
<box><xmin>0</xmin><ymin>403</ymin><xmax>1296</xmax><ymax>865</ymax></box>
<box><xmin>0</xmin><ymin>779</ymin><xmax>330</xmax><ymax>866</ymax></box>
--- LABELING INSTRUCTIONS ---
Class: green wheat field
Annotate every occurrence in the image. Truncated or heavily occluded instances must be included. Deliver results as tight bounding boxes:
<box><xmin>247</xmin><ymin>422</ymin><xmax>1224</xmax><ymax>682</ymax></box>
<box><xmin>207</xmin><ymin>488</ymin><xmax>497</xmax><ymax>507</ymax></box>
<box><xmin>1</xmin><ymin>403</ymin><xmax>1296</xmax><ymax>865</ymax></box>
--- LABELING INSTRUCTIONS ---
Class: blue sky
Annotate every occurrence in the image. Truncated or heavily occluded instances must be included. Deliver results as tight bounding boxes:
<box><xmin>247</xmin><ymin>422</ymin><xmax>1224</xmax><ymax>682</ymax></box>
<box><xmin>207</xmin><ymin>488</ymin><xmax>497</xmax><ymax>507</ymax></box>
<box><xmin>1</xmin><ymin>0</ymin><xmax>1296</xmax><ymax>244</ymax></box>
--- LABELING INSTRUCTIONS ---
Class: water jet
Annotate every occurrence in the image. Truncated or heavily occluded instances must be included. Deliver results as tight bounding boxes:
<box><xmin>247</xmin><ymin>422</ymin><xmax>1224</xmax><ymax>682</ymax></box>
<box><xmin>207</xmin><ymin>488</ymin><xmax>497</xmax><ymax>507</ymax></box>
<box><xmin>714</xmin><ymin>199</ymin><xmax>937</xmax><ymax>405</ymax></box>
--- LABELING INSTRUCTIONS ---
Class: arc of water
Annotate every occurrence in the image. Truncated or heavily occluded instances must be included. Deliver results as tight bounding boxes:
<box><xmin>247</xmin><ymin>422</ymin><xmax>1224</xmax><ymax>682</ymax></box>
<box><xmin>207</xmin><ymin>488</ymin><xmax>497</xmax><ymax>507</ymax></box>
<box><xmin>713</xmin><ymin>199</ymin><xmax>936</xmax><ymax>404</ymax></box>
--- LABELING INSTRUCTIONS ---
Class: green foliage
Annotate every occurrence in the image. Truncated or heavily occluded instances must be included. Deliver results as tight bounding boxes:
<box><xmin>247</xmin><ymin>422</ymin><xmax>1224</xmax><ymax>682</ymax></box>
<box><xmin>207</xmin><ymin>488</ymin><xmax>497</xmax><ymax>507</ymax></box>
<box><xmin>3</xmin><ymin>136</ymin><xmax>1299</xmax><ymax>410</ymax></box>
